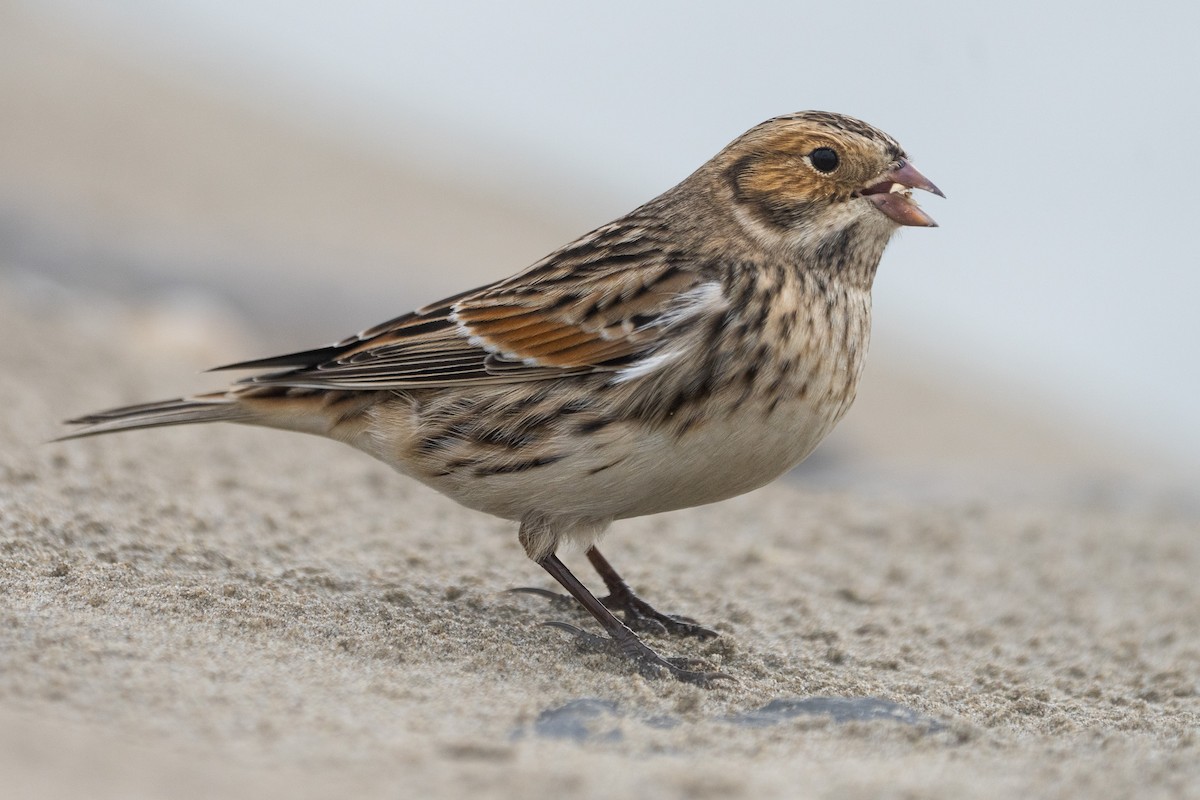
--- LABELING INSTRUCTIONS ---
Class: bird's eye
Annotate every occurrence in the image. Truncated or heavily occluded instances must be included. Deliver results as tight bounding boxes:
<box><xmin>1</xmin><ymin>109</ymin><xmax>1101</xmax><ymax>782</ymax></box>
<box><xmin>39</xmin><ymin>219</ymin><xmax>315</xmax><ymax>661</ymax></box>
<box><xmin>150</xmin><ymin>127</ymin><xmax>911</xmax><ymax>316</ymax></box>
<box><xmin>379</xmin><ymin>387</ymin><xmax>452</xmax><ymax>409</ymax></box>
<box><xmin>809</xmin><ymin>147</ymin><xmax>839</xmax><ymax>173</ymax></box>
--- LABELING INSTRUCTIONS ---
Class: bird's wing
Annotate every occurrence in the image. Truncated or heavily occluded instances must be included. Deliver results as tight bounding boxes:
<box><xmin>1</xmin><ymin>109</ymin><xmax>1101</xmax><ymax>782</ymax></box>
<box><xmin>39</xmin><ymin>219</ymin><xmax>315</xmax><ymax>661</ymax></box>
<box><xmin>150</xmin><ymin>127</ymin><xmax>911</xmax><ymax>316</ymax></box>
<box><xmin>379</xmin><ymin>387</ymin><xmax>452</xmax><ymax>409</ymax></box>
<box><xmin>220</xmin><ymin>219</ymin><xmax>728</xmax><ymax>391</ymax></box>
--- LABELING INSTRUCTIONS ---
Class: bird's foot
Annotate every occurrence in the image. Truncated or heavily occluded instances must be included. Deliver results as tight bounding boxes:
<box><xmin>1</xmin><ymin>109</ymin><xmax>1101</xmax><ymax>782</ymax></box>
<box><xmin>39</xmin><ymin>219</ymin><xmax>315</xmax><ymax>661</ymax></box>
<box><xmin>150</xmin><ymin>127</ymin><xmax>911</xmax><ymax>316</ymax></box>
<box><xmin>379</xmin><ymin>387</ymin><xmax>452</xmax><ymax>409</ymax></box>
<box><xmin>543</xmin><ymin>621</ymin><xmax>731</xmax><ymax>687</ymax></box>
<box><xmin>509</xmin><ymin>586</ymin><xmax>718</xmax><ymax>640</ymax></box>
<box><xmin>599</xmin><ymin>588</ymin><xmax>719</xmax><ymax>640</ymax></box>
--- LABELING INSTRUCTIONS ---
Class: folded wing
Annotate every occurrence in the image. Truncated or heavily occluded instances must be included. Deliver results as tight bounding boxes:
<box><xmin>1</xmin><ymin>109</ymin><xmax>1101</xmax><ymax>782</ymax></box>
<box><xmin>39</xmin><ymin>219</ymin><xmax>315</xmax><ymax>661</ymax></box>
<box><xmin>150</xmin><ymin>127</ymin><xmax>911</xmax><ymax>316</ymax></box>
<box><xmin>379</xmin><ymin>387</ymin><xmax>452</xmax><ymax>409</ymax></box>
<box><xmin>220</xmin><ymin>220</ymin><xmax>725</xmax><ymax>391</ymax></box>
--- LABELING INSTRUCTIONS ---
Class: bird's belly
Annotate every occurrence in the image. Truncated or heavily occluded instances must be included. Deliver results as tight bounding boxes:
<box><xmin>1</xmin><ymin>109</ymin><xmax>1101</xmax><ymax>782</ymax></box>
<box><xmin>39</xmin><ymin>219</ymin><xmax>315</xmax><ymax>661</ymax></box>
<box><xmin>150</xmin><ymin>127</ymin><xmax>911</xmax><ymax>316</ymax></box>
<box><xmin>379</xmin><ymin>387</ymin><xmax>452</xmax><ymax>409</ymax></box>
<box><xmin>598</xmin><ymin>398</ymin><xmax>838</xmax><ymax>518</ymax></box>
<box><xmin>422</xmin><ymin>394</ymin><xmax>842</xmax><ymax>523</ymax></box>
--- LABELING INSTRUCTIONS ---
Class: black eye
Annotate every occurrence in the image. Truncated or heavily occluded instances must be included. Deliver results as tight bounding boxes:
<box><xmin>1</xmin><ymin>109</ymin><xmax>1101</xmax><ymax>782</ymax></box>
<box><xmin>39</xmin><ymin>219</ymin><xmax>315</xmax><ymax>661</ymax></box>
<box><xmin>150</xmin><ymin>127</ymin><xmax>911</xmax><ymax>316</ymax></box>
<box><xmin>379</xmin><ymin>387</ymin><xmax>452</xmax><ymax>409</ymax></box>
<box><xmin>809</xmin><ymin>147</ymin><xmax>839</xmax><ymax>173</ymax></box>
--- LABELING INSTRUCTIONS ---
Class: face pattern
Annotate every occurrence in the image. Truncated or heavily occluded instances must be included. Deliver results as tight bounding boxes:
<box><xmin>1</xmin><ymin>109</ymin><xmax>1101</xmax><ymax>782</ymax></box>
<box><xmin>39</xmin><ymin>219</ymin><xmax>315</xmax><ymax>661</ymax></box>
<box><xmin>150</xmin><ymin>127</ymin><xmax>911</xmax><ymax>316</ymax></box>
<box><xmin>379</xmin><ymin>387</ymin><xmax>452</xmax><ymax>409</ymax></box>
<box><xmin>714</xmin><ymin>112</ymin><xmax>931</xmax><ymax>268</ymax></box>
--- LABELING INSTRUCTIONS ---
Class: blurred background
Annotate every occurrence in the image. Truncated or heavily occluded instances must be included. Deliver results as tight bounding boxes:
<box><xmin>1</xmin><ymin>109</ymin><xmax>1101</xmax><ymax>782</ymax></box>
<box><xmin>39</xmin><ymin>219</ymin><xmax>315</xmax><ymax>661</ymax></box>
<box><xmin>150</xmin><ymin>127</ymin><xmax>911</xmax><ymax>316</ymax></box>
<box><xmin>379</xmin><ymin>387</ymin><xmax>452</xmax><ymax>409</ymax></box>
<box><xmin>3</xmin><ymin>1</ymin><xmax>1197</xmax><ymax>506</ymax></box>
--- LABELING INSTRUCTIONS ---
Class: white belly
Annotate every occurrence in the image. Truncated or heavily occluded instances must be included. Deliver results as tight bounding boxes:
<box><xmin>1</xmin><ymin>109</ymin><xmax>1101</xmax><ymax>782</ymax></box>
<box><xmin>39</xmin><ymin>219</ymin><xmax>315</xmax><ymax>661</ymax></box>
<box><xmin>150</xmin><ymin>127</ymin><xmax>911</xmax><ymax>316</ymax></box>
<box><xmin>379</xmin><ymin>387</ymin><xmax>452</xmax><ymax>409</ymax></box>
<box><xmin>424</xmin><ymin>393</ymin><xmax>845</xmax><ymax>523</ymax></box>
<box><xmin>619</xmin><ymin>402</ymin><xmax>836</xmax><ymax>517</ymax></box>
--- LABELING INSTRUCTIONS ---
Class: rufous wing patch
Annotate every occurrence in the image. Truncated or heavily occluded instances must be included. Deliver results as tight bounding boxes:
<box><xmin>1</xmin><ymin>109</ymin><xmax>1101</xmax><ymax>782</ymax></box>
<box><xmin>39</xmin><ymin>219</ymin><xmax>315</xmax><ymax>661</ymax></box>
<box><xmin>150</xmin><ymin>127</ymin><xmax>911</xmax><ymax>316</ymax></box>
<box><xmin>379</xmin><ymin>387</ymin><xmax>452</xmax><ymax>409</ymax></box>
<box><xmin>454</xmin><ymin>304</ymin><xmax>647</xmax><ymax>368</ymax></box>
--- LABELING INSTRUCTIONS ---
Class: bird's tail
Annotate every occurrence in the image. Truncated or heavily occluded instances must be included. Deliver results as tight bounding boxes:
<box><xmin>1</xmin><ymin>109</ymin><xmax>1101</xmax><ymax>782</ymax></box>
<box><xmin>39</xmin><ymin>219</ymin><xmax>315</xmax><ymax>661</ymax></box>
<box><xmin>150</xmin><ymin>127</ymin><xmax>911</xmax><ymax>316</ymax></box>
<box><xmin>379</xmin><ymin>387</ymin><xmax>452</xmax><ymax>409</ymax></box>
<box><xmin>56</xmin><ymin>392</ymin><xmax>251</xmax><ymax>441</ymax></box>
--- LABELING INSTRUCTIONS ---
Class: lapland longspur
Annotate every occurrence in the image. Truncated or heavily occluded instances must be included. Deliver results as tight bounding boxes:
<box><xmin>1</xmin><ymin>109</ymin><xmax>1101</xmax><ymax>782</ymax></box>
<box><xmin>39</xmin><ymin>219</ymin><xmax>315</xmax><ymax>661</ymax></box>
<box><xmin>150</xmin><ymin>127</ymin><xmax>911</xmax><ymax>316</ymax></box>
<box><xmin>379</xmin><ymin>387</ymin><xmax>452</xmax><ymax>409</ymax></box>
<box><xmin>61</xmin><ymin>111</ymin><xmax>942</xmax><ymax>684</ymax></box>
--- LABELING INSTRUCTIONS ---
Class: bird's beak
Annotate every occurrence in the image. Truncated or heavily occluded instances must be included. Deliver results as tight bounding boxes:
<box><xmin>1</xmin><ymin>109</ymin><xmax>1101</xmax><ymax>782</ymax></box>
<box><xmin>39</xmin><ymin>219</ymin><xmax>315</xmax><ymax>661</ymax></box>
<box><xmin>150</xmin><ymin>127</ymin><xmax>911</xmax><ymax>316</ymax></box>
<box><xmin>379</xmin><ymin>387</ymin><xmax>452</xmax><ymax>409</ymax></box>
<box><xmin>860</xmin><ymin>161</ymin><xmax>944</xmax><ymax>227</ymax></box>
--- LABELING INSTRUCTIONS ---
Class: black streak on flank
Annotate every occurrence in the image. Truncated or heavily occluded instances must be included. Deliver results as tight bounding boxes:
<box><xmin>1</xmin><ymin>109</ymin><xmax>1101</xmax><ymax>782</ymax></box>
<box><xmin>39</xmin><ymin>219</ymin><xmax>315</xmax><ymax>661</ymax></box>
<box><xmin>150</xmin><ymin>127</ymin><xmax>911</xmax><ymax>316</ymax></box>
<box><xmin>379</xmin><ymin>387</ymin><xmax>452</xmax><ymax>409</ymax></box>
<box><xmin>557</xmin><ymin>398</ymin><xmax>595</xmax><ymax>415</ymax></box>
<box><xmin>675</xmin><ymin>409</ymin><xmax>705</xmax><ymax>436</ymax></box>
<box><xmin>587</xmin><ymin>457</ymin><xmax>628</xmax><ymax>476</ymax></box>
<box><xmin>474</xmin><ymin>454</ymin><xmax>565</xmax><ymax>477</ymax></box>
<box><xmin>506</xmin><ymin>386</ymin><xmax>555</xmax><ymax>415</ymax></box>
<box><xmin>473</xmin><ymin>427</ymin><xmax>537</xmax><ymax>449</ymax></box>
<box><xmin>576</xmin><ymin>417</ymin><xmax>616</xmax><ymax>435</ymax></box>
<box><xmin>417</xmin><ymin>421</ymin><xmax>473</xmax><ymax>454</ymax></box>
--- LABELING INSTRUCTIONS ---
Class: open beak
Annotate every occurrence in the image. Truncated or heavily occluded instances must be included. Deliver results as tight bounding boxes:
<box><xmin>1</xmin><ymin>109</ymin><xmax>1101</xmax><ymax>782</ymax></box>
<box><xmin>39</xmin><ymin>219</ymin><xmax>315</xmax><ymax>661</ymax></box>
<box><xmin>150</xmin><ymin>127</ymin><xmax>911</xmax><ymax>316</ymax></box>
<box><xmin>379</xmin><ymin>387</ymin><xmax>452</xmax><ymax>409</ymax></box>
<box><xmin>860</xmin><ymin>161</ymin><xmax>944</xmax><ymax>227</ymax></box>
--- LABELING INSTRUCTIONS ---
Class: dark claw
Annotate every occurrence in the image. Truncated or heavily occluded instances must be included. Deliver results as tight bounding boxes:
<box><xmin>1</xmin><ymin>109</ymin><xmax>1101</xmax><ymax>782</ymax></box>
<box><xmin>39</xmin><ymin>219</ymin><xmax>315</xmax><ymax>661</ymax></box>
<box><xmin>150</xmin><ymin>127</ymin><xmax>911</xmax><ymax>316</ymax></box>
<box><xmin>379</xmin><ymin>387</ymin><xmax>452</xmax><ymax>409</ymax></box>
<box><xmin>599</xmin><ymin>593</ymin><xmax>720</xmax><ymax>640</ymax></box>
<box><xmin>530</xmin><ymin>555</ymin><xmax>732</xmax><ymax>686</ymax></box>
<box><xmin>656</xmin><ymin>658</ymin><xmax>735</xmax><ymax>687</ymax></box>
<box><xmin>512</xmin><ymin>586</ymin><xmax>719</xmax><ymax>640</ymax></box>
<box><xmin>633</xmin><ymin>649</ymin><xmax>734</xmax><ymax>687</ymax></box>
<box><xmin>544</xmin><ymin>621</ymin><xmax>732</xmax><ymax>687</ymax></box>
<box><xmin>541</xmin><ymin>620</ymin><xmax>611</xmax><ymax>652</ymax></box>
<box><xmin>582</xmin><ymin>547</ymin><xmax>721</xmax><ymax>640</ymax></box>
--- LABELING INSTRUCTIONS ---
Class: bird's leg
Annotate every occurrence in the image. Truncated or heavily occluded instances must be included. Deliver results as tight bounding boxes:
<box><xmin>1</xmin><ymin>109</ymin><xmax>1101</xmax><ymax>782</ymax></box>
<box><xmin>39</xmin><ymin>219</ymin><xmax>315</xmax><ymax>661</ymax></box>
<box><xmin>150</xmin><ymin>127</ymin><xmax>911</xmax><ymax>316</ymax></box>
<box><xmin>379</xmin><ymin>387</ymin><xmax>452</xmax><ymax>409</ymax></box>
<box><xmin>536</xmin><ymin>554</ymin><xmax>726</xmax><ymax>686</ymax></box>
<box><xmin>586</xmin><ymin>546</ymin><xmax>719</xmax><ymax>640</ymax></box>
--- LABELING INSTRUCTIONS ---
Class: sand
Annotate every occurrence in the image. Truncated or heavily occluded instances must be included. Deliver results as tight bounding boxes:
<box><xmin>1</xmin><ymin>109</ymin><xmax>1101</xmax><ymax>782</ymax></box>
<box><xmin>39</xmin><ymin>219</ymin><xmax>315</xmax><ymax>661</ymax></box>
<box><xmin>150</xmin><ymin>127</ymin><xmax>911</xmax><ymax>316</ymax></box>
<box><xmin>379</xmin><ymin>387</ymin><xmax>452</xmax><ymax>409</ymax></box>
<box><xmin>4</xmin><ymin>273</ymin><xmax>1199</xmax><ymax>800</ymax></box>
<box><xmin>3</xmin><ymin>8</ymin><xmax>1198</xmax><ymax>798</ymax></box>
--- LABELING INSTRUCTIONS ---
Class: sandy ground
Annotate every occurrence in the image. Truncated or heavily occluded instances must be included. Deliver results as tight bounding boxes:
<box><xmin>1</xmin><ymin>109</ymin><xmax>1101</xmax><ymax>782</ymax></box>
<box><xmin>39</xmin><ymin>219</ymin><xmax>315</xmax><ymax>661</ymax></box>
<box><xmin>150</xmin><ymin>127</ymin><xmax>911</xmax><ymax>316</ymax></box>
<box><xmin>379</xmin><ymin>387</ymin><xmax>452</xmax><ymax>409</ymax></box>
<box><xmin>4</xmin><ymin>271</ymin><xmax>1199</xmax><ymax>800</ymax></box>
<box><xmin>3</xmin><ymin>8</ymin><xmax>1199</xmax><ymax>798</ymax></box>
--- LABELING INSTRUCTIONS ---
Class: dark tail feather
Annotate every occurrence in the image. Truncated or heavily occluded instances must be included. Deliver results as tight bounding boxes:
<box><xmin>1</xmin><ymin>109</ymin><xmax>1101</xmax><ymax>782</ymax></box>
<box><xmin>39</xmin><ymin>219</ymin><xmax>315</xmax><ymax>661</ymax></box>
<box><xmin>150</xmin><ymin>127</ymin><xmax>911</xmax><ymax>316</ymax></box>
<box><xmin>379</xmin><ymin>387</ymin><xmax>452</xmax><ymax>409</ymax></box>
<box><xmin>56</xmin><ymin>393</ymin><xmax>249</xmax><ymax>441</ymax></box>
<box><xmin>208</xmin><ymin>344</ymin><xmax>343</xmax><ymax>373</ymax></box>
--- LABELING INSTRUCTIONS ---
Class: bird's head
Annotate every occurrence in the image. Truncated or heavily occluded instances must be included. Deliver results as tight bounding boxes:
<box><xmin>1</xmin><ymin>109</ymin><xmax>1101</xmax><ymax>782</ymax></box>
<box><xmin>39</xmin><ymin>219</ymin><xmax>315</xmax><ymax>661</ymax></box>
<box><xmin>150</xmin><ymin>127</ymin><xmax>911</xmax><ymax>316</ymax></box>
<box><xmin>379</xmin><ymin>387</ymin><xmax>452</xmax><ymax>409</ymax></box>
<box><xmin>716</xmin><ymin>111</ymin><xmax>942</xmax><ymax>272</ymax></box>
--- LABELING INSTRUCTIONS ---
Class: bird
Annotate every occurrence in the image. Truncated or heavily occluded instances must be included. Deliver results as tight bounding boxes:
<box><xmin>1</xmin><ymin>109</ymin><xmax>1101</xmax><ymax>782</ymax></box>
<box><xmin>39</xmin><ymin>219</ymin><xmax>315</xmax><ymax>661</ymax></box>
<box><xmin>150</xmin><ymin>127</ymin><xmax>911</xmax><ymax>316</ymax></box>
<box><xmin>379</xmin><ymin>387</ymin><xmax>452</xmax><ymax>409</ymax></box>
<box><xmin>59</xmin><ymin>111</ymin><xmax>942</xmax><ymax>685</ymax></box>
